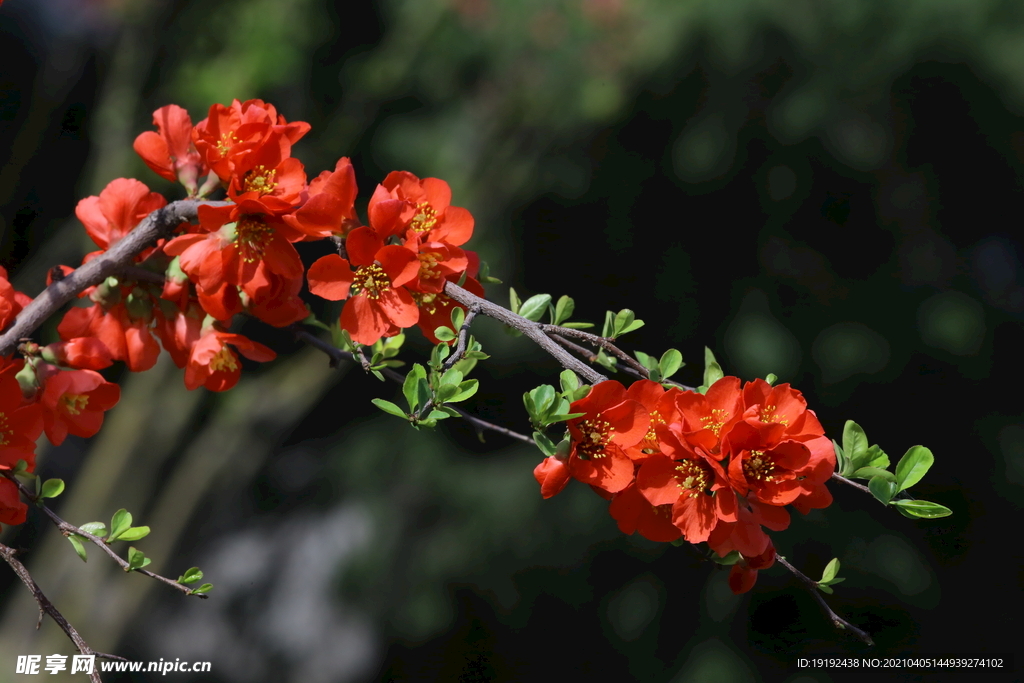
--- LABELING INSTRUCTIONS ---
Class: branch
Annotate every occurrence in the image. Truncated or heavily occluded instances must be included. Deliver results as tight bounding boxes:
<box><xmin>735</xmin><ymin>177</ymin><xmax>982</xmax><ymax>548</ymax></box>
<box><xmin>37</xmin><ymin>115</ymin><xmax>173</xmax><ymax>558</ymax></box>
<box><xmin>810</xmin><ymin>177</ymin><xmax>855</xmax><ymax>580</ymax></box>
<box><xmin>540</xmin><ymin>324</ymin><xmax>650</xmax><ymax>377</ymax></box>
<box><xmin>2</xmin><ymin>473</ymin><xmax>207</xmax><ymax>599</ymax></box>
<box><xmin>440</xmin><ymin>305</ymin><xmax>479</xmax><ymax>373</ymax></box>
<box><xmin>831</xmin><ymin>472</ymin><xmax>873</xmax><ymax>495</ymax></box>
<box><xmin>775</xmin><ymin>554</ymin><xmax>874</xmax><ymax>646</ymax></box>
<box><xmin>0</xmin><ymin>199</ymin><xmax>230</xmax><ymax>357</ymax></box>
<box><xmin>0</xmin><ymin>542</ymin><xmax>127</xmax><ymax>683</ymax></box>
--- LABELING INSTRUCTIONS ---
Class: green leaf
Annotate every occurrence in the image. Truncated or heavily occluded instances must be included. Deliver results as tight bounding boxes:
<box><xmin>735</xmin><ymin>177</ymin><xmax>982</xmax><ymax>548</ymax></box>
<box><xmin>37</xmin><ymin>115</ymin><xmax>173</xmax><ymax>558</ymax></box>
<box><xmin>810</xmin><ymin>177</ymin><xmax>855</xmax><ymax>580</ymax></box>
<box><xmin>40</xmin><ymin>478</ymin><xmax>64</xmax><ymax>499</ymax></box>
<box><xmin>403</xmin><ymin>364</ymin><xmax>427</xmax><ymax>413</ymax></box>
<box><xmin>613</xmin><ymin>309</ymin><xmax>635</xmax><ymax>337</ymax></box>
<box><xmin>559</xmin><ymin>369</ymin><xmax>579</xmax><ymax>395</ymax></box>
<box><xmin>126</xmin><ymin>547</ymin><xmax>151</xmax><ymax>571</ymax></box>
<box><xmin>478</xmin><ymin>260</ymin><xmax>502</xmax><ymax>284</ymax></box>
<box><xmin>852</xmin><ymin>467</ymin><xmax>895</xmax><ymax>482</ymax></box>
<box><xmin>530</xmin><ymin>385</ymin><xmax>556</xmax><ymax>418</ymax></box>
<box><xmin>561</xmin><ymin>321</ymin><xmax>594</xmax><ymax>329</ymax></box>
<box><xmin>601</xmin><ymin>311</ymin><xmax>614</xmax><ymax>338</ymax></box>
<box><xmin>842</xmin><ymin>421</ymin><xmax>869</xmax><ymax>474</ymax></box>
<box><xmin>659</xmin><ymin>349</ymin><xmax>683</xmax><ymax>378</ymax></box>
<box><xmin>619</xmin><ymin>320</ymin><xmax>645</xmax><ymax>335</ymax></box>
<box><xmin>508</xmin><ymin>287</ymin><xmax>521</xmax><ymax>315</ymax></box>
<box><xmin>426</xmin><ymin>410</ymin><xmax>451</xmax><ymax>421</ymax></box>
<box><xmin>765</xmin><ymin>373</ymin><xmax>778</xmax><ymax>385</ymax></box>
<box><xmin>832</xmin><ymin>440</ymin><xmax>846</xmax><ymax>476</ymax></box>
<box><xmin>703</xmin><ymin>347</ymin><xmax>724</xmax><ymax>387</ymax></box>
<box><xmin>868</xmin><ymin>475</ymin><xmax>896</xmax><ymax>505</ymax></box>
<box><xmin>711</xmin><ymin>550</ymin><xmax>741</xmax><ymax>565</ymax></box>
<box><xmin>372</xmin><ymin>399</ymin><xmax>407</xmax><ymax>418</ymax></box>
<box><xmin>117</xmin><ymin>526</ymin><xmax>151</xmax><ymax>542</ymax></box>
<box><xmin>895</xmin><ymin>446</ymin><xmax>934</xmax><ymax>492</ymax></box>
<box><xmin>445</xmin><ymin>379</ymin><xmax>479</xmax><ymax>403</ymax></box>
<box><xmin>434</xmin><ymin>326</ymin><xmax>456</xmax><ymax>342</ymax></box>
<box><xmin>545</xmin><ymin>412</ymin><xmax>585</xmax><ymax>423</ymax></box>
<box><xmin>440</xmin><ymin>369</ymin><xmax>464</xmax><ymax>386</ymax></box>
<box><xmin>68</xmin><ymin>536</ymin><xmax>88</xmax><ymax>562</ymax></box>
<box><xmin>191</xmin><ymin>583</ymin><xmax>214</xmax><ymax>595</ymax></box>
<box><xmin>519</xmin><ymin>294</ymin><xmax>552</xmax><ymax>322</ymax></box>
<box><xmin>451</xmin><ymin>306</ymin><xmax>465</xmax><ymax>330</ymax></box>
<box><xmin>820</xmin><ymin>558</ymin><xmax>840</xmax><ymax>583</ymax></box>
<box><xmin>892</xmin><ymin>499</ymin><xmax>952</xmax><ymax>518</ymax></box>
<box><xmin>533</xmin><ymin>431</ymin><xmax>557</xmax><ymax>456</ymax></box>
<box><xmin>553</xmin><ymin>295</ymin><xmax>575</xmax><ymax>325</ymax></box>
<box><xmin>817</xmin><ymin>584</ymin><xmax>834</xmax><ymax>594</ymax></box>
<box><xmin>863</xmin><ymin>444</ymin><xmax>890</xmax><ymax>469</ymax></box>
<box><xmin>178</xmin><ymin>567</ymin><xmax>204</xmax><ymax>585</ymax></box>
<box><xmin>108</xmin><ymin>509</ymin><xmax>132</xmax><ymax>543</ymax></box>
<box><xmin>79</xmin><ymin>522</ymin><xmax>107</xmax><ymax>538</ymax></box>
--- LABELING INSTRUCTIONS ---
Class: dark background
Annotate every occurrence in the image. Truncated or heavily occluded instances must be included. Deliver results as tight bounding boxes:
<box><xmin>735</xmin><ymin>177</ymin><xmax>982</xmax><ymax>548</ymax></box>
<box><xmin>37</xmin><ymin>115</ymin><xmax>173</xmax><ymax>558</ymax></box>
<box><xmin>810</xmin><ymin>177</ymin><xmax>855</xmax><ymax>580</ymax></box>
<box><xmin>0</xmin><ymin>1</ymin><xmax>1020</xmax><ymax>681</ymax></box>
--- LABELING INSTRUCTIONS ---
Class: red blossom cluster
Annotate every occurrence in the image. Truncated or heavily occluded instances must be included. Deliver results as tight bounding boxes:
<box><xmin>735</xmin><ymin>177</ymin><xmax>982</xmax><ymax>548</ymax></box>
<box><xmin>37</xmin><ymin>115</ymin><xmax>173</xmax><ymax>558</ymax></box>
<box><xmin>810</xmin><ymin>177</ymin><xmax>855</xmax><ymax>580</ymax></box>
<box><xmin>533</xmin><ymin>376</ymin><xmax>836</xmax><ymax>593</ymax></box>
<box><xmin>0</xmin><ymin>100</ymin><xmax>484</xmax><ymax>530</ymax></box>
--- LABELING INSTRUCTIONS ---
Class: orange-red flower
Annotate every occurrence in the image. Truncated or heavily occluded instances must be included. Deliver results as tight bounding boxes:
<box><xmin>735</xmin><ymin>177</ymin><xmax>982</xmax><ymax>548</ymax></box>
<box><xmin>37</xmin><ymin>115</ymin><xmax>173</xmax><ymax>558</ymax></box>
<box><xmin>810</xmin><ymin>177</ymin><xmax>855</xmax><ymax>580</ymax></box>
<box><xmin>133</xmin><ymin>104</ymin><xmax>207</xmax><ymax>192</ymax></box>
<box><xmin>39</xmin><ymin>367</ymin><xmax>120</xmax><ymax>446</ymax></box>
<box><xmin>307</xmin><ymin>227</ymin><xmax>420</xmax><ymax>345</ymax></box>
<box><xmin>0</xmin><ymin>266</ymin><xmax>30</xmax><ymax>331</ymax></box>
<box><xmin>0</xmin><ymin>362</ymin><xmax>42</xmax><ymax>471</ymax></box>
<box><xmin>368</xmin><ymin>171</ymin><xmax>474</xmax><ymax>245</ymax></box>
<box><xmin>0</xmin><ymin>476</ymin><xmax>27</xmax><ymax>530</ymax></box>
<box><xmin>565</xmin><ymin>380</ymin><xmax>648</xmax><ymax>494</ymax></box>
<box><xmin>608</xmin><ymin>482</ymin><xmax>682</xmax><ymax>542</ymax></box>
<box><xmin>184</xmin><ymin>329</ymin><xmax>276</xmax><ymax>392</ymax></box>
<box><xmin>75</xmin><ymin>178</ymin><xmax>167</xmax><ymax>256</ymax></box>
<box><xmin>728</xmin><ymin>540</ymin><xmax>776</xmax><ymax>594</ymax></box>
<box><xmin>282</xmin><ymin>157</ymin><xmax>360</xmax><ymax>239</ymax></box>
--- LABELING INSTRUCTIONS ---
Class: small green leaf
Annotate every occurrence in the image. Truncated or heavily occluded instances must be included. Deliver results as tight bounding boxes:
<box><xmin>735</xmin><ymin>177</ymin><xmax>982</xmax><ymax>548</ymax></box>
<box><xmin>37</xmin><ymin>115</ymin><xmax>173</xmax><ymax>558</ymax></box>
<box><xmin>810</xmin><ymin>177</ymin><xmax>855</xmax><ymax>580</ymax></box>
<box><xmin>79</xmin><ymin>522</ymin><xmax>107</xmax><ymax>538</ymax></box>
<box><xmin>451</xmin><ymin>306</ymin><xmax>465</xmax><ymax>330</ymax></box>
<box><xmin>868</xmin><ymin>475</ymin><xmax>896</xmax><ymax>505</ymax></box>
<box><xmin>530</xmin><ymin>385</ymin><xmax>557</xmax><ymax>418</ymax></box>
<box><xmin>560</xmin><ymin>322</ymin><xmax>594</xmax><ymax>329</ymax></box>
<box><xmin>440</xmin><ymin>369</ymin><xmax>464</xmax><ymax>386</ymax></box>
<box><xmin>842</xmin><ymin>421</ymin><xmax>869</xmax><ymax>473</ymax></box>
<box><xmin>892</xmin><ymin>499</ymin><xmax>952</xmax><ymax>518</ymax></box>
<box><xmin>126</xmin><ymin>546</ymin><xmax>151</xmax><ymax>571</ymax></box>
<box><xmin>618</xmin><ymin>320</ymin><xmax>645</xmax><ymax>335</ymax></box>
<box><xmin>832</xmin><ymin>439</ymin><xmax>846</xmax><ymax>476</ymax></box>
<box><xmin>508</xmin><ymin>287</ymin><xmax>521</xmax><ymax>315</ymax></box>
<box><xmin>117</xmin><ymin>526</ymin><xmax>151</xmax><ymax>542</ymax></box>
<box><xmin>703</xmin><ymin>347</ymin><xmax>724</xmax><ymax>387</ymax></box>
<box><xmin>895</xmin><ymin>446</ymin><xmax>934</xmax><ymax>492</ymax></box>
<box><xmin>601</xmin><ymin>311</ymin><xmax>614</xmax><ymax>338</ymax></box>
<box><xmin>765</xmin><ymin>373</ymin><xmax>778</xmax><ymax>385</ymax></box>
<box><xmin>434</xmin><ymin>326</ymin><xmax>456</xmax><ymax>342</ymax></box>
<box><xmin>68</xmin><ymin>536</ymin><xmax>88</xmax><ymax>562</ymax></box>
<box><xmin>191</xmin><ymin>583</ymin><xmax>214</xmax><ymax>595</ymax></box>
<box><xmin>613</xmin><ymin>309</ymin><xmax>635</xmax><ymax>337</ymax></box>
<box><xmin>817</xmin><ymin>584</ymin><xmax>834</xmax><ymax>594</ymax></box>
<box><xmin>852</xmin><ymin>467</ymin><xmax>895</xmax><ymax>482</ymax></box>
<box><xmin>545</xmin><ymin>412</ymin><xmax>585</xmax><ymax>423</ymax></box>
<box><xmin>178</xmin><ymin>567</ymin><xmax>204</xmax><ymax>585</ymax></box>
<box><xmin>519</xmin><ymin>294</ymin><xmax>552</xmax><ymax>322</ymax></box>
<box><xmin>821</xmin><ymin>558</ymin><xmax>840</xmax><ymax>583</ymax></box>
<box><xmin>533</xmin><ymin>432</ymin><xmax>557</xmax><ymax>456</ymax></box>
<box><xmin>39</xmin><ymin>478</ymin><xmax>64</xmax><ymax>499</ymax></box>
<box><xmin>553</xmin><ymin>295</ymin><xmax>575</xmax><ymax>325</ymax></box>
<box><xmin>426</xmin><ymin>410</ymin><xmax>451</xmax><ymax>420</ymax></box>
<box><xmin>659</xmin><ymin>349</ymin><xmax>683</xmax><ymax>378</ymax></box>
<box><xmin>108</xmin><ymin>509</ymin><xmax>132</xmax><ymax>543</ymax></box>
<box><xmin>403</xmin><ymin>364</ymin><xmax>427</xmax><ymax>413</ymax></box>
<box><xmin>711</xmin><ymin>550</ymin><xmax>742</xmax><ymax>565</ymax></box>
<box><xmin>372</xmin><ymin>399</ymin><xmax>407</xmax><ymax>418</ymax></box>
<box><xmin>559</xmin><ymin>369</ymin><xmax>579</xmax><ymax>395</ymax></box>
<box><xmin>863</xmin><ymin>444</ymin><xmax>890</xmax><ymax>469</ymax></box>
<box><xmin>445</xmin><ymin>379</ymin><xmax>479</xmax><ymax>403</ymax></box>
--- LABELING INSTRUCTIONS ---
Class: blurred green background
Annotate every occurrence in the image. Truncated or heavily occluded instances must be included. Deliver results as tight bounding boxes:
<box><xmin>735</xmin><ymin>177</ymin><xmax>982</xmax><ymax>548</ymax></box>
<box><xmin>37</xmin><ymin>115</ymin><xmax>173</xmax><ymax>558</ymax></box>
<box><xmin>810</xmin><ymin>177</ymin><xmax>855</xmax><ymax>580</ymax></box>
<box><xmin>0</xmin><ymin>0</ymin><xmax>1021</xmax><ymax>681</ymax></box>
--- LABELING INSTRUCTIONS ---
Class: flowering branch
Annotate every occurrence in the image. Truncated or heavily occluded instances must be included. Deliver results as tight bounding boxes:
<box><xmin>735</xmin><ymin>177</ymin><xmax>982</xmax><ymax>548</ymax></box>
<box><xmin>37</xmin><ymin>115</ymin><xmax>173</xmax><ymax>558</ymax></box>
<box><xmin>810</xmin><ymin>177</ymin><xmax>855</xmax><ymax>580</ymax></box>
<box><xmin>775</xmin><ymin>554</ymin><xmax>874</xmax><ymax>646</ymax></box>
<box><xmin>0</xmin><ymin>199</ymin><xmax>230</xmax><ymax>357</ymax></box>
<box><xmin>0</xmin><ymin>542</ymin><xmax>126</xmax><ymax>683</ymax></box>
<box><xmin>2</xmin><ymin>473</ymin><xmax>208</xmax><ymax>599</ymax></box>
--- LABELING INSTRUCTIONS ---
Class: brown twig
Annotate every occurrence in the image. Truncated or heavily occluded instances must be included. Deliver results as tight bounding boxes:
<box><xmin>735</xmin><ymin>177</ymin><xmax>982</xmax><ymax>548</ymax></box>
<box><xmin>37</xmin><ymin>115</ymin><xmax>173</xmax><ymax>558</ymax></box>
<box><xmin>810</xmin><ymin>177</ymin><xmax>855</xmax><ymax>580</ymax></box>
<box><xmin>2</xmin><ymin>473</ymin><xmax>207</xmax><ymax>599</ymax></box>
<box><xmin>0</xmin><ymin>199</ymin><xmax>230</xmax><ymax>356</ymax></box>
<box><xmin>442</xmin><ymin>281</ymin><xmax>607</xmax><ymax>384</ymax></box>
<box><xmin>441</xmin><ymin>305</ymin><xmax>480</xmax><ymax>373</ymax></box>
<box><xmin>541</xmin><ymin>324</ymin><xmax>650</xmax><ymax>377</ymax></box>
<box><xmin>0</xmin><ymin>542</ymin><xmax>127</xmax><ymax>683</ymax></box>
<box><xmin>830</xmin><ymin>472</ymin><xmax>873</xmax><ymax>496</ymax></box>
<box><xmin>775</xmin><ymin>554</ymin><xmax>874</xmax><ymax>646</ymax></box>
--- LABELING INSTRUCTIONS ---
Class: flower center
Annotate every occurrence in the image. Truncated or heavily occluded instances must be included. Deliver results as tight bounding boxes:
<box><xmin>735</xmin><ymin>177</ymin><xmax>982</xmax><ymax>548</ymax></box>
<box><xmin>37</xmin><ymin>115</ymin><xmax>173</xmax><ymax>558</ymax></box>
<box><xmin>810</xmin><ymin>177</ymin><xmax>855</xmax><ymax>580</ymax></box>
<box><xmin>641</xmin><ymin>409</ymin><xmax>665</xmax><ymax>451</ymax></box>
<box><xmin>244</xmin><ymin>165</ymin><xmax>278</xmax><ymax>195</ymax></box>
<box><xmin>743</xmin><ymin>450</ymin><xmax>776</xmax><ymax>481</ymax></box>
<box><xmin>675</xmin><ymin>459</ymin><xmax>711</xmax><ymax>498</ymax></box>
<box><xmin>351</xmin><ymin>263</ymin><xmax>390</xmax><ymax>300</ymax></box>
<box><xmin>759</xmin><ymin>404</ymin><xmax>789</xmax><ymax>426</ymax></box>
<box><xmin>418</xmin><ymin>251</ymin><xmax>442</xmax><ymax>280</ymax></box>
<box><xmin>410</xmin><ymin>202</ymin><xmax>438</xmax><ymax>233</ymax></box>
<box><xmin>412</xmin><ymin>292</ymin><xmax>440</xmax><ymax>315</ymax></box>
<box><xmin>61</xmin><ymin>394</ymin><xmax>90</xmax><ymax>416</ymax></box>
<box><xmin>700</xmin><ymin>408</ymin><xmax>729</xmax><ymax>436</ymax></box>
<box><xmin>576</xmin><ymin>418</ymin><xmax>612</xmax><ymax>459</ymax></box>
<box><xmin>215</xmin><ymin>132</ymin><xmax>241</xmax><ymax>157</ymax></box>
<box><xmin>234</xmin><ymin>217</ymin><xmax>273</xmax><ymax>263</ymax></box>
<box><xmin>209</xmin><ymin>345</ymin><xmax>239</xmax><ymax>373</ymax></box>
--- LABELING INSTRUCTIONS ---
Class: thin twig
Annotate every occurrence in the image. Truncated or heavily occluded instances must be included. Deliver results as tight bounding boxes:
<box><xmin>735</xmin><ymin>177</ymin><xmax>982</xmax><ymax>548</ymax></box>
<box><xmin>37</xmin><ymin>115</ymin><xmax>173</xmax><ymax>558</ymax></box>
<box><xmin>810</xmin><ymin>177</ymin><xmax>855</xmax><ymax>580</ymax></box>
<box><xmin>0</xmin><ymin>199</ymin><xmax>230</xmax><ymax>356</ymax></box>
<box><xmin>0</xmin><ymin>542</ymin><xmax>116</xmax><ymax>683</ymax></box>
<box><xmin>441</xmin><ymin>305</ymin><xmax>479</xmax><ymax>373</ymax></box>
<box><xmin>775</xmin><ymin>554</ymin><xmax>874</xmax><ymax>646</ymax></box>
<box><xmin>830</xmin><ymin>472</ymin><xmax>873</xmax><ymax>495</ymax></box>
<box><xmin>2</xmin><ymin>473</ymin><xmax>206</xmax><ymax>599</ymax></box>
<box><xmin>443</xmin><ymin>281</ymin><xmax>607</xmax><ymax>384</ymax></box>
<box><xmin>541</xmin><ymin>324</ymin><xmax>650</xmax><ymax>377</ymax></box>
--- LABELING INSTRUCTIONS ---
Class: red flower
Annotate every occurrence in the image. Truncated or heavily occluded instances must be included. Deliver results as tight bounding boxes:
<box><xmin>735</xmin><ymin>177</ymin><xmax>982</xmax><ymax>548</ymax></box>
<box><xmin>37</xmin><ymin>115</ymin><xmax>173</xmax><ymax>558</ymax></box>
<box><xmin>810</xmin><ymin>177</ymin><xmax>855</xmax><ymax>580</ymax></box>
<box><xmin>43</xmin><ymin>337</ymin><xmax>113</xmax><ymax>370</ymax></box>
<box><xmin>57</xmin><ymin>302</ymin><xmax>161</xmax><ymax>372</ymax></box>
<box><xmin>75</xmin><ymin>178</ymin><xmax>167</xmax><ymax>254</ymax></box>
<box><xmin>282</xmin><ymin>157</ymin><xmax>360</xmax><ymax>239</ymax></box>
<box><xmin>226</xmin><ymin>131</ymin><xmax>307</xmax><ymax>214</ymax></box>
<box><xmin>307</xmin><ymin>227</ymin><xmax>420</xmax><ymax>345</ymax></box>
<box><xmin>414</xmin><ymin>277</ymin><xmax>484</xmax><ymax>344</ymax></box>
<box><xmin>1</xmin><ymin>266</ymin><xmax>30</xmax><ymax>331</ymax></box>
<box><xmin>565</xmin><ymin>380</ymin><xmax>648</xmax><ymax>494</ymax></box>
<box><xmin>668</xmin><ymin>376</ymin><xmax>744</xmax><ymax>458</ymax></box>
<box><xmin>0</xmin><ymin>476</ymin><xmax>28</xmax><ymax>530</ymax></box>
<box><xmin>728</xmin><ymin>540</ymin><xmax>777</xmax><ymax>594</ymax></box>
<box><xmin>39</xmin><ymin>368</ymin><xmax>120</xmax><ymax>446</ymax></box>
<box><xmin>133</xmin><ymin>104</ymin><xmax>207</xmax><ymax>192</ymax></box>
<box><xmin>367</xmin><ymin>171</ymin><xmax>474</xmax><ymax>245</ymax></box>
<box><xmin>184</xmin><ymin>330</ymin><xmax>276</xmax><ymax>392</ymax></box>
<box><xmin>0</xmin><ymin>363</ymin><xmax>43</xmax><ymax>471</ymax></box>
<box><xmin>401</xmin><ymin>235</ymin><xmax>470</xmax><ymax>294</ymax></box>
<box><xmin>533</xmin><ymin>451</ymin><xmax>570</xmax><ymax>499</ymax></box>
<box><xmin>608</xmin><ymin>482</ymin><xmax>682</xmax><ymax>542</ymax></box>
<box><xmin>193</xmin><ymin>99</ymin><xmax>310</xmax><ymax>181</ymax></box>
